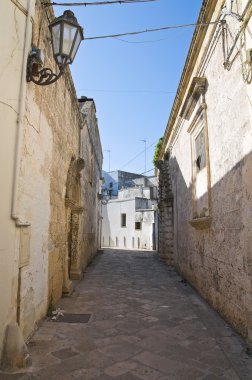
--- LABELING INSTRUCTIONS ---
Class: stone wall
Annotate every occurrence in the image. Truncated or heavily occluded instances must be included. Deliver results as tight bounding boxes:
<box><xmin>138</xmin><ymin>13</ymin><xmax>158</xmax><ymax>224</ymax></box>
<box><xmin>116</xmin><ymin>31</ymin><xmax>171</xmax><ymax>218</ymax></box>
<box><xmin>159</xmin><ymin>0</ymin><xmax>252</xmax><ymax>340</ymax></box>
<box><xmin>17</xmin><ymin>1</ymin><xmax>83</xmax><ymax>331</ymax></box>
<box><xmin>0</xmin><ymin>0</ymin><xmax>102</xmax><ymax>363</ymax></box>
<box><xmin>156</xmin><ymin>160</ymin><xmax>174</xmax><ymax>266</ymax></box>
<box><xmin>79</xmin><ymin>98</ymin><xmax>103</xmax><ymax>269</ymax></box>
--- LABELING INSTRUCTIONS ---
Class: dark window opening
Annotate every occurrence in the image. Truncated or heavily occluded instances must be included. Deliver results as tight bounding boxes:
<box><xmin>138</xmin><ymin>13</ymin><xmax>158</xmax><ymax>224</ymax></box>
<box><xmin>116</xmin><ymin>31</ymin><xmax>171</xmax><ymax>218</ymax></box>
<box><xmin>195</xmin><ymin>128</ymin><xmax>206</xmax><ymax>172</ymax></box>
<box><xmin>135</xmin><ymin>222</ymin><xmax>141</xmax><ymax>230</ymax></box>
<box><xmin>121</xmin><ymin>213</ymin><xmax>126</xmax><ymax>227</ymax></box>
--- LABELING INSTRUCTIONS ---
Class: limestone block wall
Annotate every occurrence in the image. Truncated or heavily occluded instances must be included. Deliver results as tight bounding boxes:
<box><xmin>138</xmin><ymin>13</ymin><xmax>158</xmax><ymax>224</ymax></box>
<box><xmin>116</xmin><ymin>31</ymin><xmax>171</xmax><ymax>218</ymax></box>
<box><xmin>17</xmin><ymin>1</ymin><xmax>82</xmax><ymax>336</ymax></box>
<box><xmin>156</xmin><ymin>160</ymin><xmax>174</xmax><ymax>266</ymax></box>
<box><xmin>79</xmin><ymin>99</ymin><xmax>103</xmax><ymax>269</ymax></box>
<box><xmin>0</xmin><ymin>0</ymin><xmax>34</xmax><ymax>358</ymax></box>
<box><xmin>0</xmin><ymin>0</ymin><xmax>103</xmax><ymax>358</ymax></box>
<box><xmin>160</xmin><ymin>0</ymin><xmax>252</xmax><ymax>340</ymax></box>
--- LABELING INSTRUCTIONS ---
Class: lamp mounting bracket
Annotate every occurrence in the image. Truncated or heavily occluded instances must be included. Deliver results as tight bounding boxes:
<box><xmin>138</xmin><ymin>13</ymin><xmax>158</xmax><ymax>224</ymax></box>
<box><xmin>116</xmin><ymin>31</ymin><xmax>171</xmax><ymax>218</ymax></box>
<box><xmin>27</xmin><ymin>50</ymin><xmax>65</xmax><ymax>86</ymax></box>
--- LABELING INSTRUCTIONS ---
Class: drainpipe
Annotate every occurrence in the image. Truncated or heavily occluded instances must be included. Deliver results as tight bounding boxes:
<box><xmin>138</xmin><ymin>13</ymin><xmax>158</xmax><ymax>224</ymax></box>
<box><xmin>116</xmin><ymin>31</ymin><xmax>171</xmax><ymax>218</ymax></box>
<box><xmin>1</xmin><ymin>0</ymin><xmax>33</xmax><ymax>370</ymax></box>
<box><xmin>11</xmin><ymin>0</ymin><xmax>33</xmax><ymax>227</ymax></box>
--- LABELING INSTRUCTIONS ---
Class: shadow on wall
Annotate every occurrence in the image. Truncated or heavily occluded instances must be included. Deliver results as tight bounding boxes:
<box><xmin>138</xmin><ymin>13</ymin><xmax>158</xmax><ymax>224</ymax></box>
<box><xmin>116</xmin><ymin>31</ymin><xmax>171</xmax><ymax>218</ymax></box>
<box><xmin>168</xmin><ymin>151</ymin><xmax>252</xmax><ymax>340</ymax></box>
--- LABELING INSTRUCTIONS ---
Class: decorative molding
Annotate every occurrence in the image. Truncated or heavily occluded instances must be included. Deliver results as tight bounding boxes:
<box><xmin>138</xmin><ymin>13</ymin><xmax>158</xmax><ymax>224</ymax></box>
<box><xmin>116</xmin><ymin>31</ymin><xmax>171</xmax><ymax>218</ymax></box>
<box><xmin>187</xmin><ymin>103</ymin><xmax>207</xmax><ymax>133</ymax></box>
<box><xmin>180</xmin><ymin>77</ymin><xmax>208</xmax><ymax>120</ymax></box>
<box><xmin>189</xmin><ymin>216</ymin><xmax>211</xmax><ymax>230</ymax></box>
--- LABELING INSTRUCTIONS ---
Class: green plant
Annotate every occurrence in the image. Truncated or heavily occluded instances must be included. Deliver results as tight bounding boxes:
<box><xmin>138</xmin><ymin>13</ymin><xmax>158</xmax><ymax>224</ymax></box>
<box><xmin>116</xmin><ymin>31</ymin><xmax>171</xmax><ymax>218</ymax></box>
<box><xmin>153</xmin><ymin>138</ymin><xmax>163</xmax><ymax>166</ymax></box>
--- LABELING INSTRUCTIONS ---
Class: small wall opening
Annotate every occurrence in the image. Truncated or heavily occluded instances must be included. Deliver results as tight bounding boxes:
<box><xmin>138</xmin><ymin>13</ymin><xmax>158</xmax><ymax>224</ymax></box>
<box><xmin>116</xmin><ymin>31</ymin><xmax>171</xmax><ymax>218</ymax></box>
<box><xmin>135</xmin><ymin>222</ymin><xmax>142</xmax><ymax>230</ymax></box>
<box><xmin>124</xmin><ymin>237</ymin><xmax>126</xmax><ymax>248</ymax></box>
<box><xmin>132</xmin><ymin>237</ymin><xmax>134</xmax><ymax>248</ymax></box>
<box><xmin>121</xmin><ymin>213</ymin><xmax>127</xmax><ymax>227</ymax></box>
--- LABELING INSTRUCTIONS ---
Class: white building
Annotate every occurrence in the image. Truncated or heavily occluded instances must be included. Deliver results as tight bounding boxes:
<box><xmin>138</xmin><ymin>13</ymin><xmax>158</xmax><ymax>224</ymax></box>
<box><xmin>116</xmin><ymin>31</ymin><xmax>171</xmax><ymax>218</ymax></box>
<box><xmin>102</xmin><ymin>174</ymin><xmax>158</xmax><ymax>250</ymax></box>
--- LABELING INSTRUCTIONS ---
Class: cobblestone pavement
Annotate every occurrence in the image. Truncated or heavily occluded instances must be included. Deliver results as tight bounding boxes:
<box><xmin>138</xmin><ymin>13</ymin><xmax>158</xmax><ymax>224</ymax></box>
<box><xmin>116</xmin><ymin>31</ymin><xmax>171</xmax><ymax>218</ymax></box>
<box><xmin>2</xmin><ymin>249</ymin><xmax>252</xmax><ymax>380</ymax></box>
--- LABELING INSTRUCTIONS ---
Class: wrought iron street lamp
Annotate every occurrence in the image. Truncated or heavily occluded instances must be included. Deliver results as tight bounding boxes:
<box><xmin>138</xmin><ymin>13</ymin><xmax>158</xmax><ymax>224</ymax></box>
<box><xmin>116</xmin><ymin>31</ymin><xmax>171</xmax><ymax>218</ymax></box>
<box><xmin>101</xmin><ymin>188</ymin><xmax>111</xmax><ymax>205</ymax></box>
<box><xmin>27</xmin><ymin>10</ymin><xmax>84</xmax><ymax>85</ymax></box>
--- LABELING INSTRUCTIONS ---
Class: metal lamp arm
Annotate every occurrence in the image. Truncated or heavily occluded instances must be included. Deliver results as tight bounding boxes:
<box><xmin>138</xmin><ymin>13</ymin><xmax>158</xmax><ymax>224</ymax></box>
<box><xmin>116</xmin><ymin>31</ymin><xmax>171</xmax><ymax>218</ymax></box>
<box><xmin>27</xmin><ymin>55</ymin><xmax>65</xmax><ymax>86</ymax></box>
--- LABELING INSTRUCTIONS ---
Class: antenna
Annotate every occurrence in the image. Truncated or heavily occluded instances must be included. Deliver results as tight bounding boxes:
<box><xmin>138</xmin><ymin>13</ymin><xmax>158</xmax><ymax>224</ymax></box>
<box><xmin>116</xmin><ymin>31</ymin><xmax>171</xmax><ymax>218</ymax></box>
<box><xmin>140</xmin><ymin>139</ymin><xmax>146</xmax><ymax>174</ymax></box>
<box><xmin>105</xmin><ymin>149</ymin><xmax>111</xmax><ymax>172</ymax></box>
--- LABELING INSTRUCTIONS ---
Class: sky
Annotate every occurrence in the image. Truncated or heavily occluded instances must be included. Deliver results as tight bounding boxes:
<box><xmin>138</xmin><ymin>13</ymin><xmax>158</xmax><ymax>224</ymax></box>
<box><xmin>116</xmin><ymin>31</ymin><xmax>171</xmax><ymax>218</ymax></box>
<box><xmin>54</xmin><ymin>0</ymin><xmax>202</xmax><ymax>175</ymax></box>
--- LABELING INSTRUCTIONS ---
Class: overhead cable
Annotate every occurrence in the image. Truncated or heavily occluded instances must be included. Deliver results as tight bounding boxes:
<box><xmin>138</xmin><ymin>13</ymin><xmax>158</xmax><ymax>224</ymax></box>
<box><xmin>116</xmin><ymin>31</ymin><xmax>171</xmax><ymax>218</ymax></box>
<box><xmin>119</xmin><ymin>140</ymin><xmax>157</xmax><ymax>170</ymax></box>
<box><xmin>43</xmin><ymin>0</ymin><xmax>158</xmax><ymax>7</ymax></box>
<box><xmin>140</xmin><ymin>168</ymin><xmax>155</xmax><ymax>175</ymax></box>
<box><xmin>84</xmin><ymin>21</ymin><xmax>220</xmax><ymax>40</ymax></box>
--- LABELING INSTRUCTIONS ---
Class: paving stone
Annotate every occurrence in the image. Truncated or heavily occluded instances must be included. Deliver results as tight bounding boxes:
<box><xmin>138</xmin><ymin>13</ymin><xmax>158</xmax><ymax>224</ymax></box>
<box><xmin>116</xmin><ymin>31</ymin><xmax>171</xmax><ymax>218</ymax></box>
<box><xmin>131</xmin><ymin>363</ymin><xmax>162</xmax><ymax>379</ymax></box>
<box><xmin>104</xmin><ymin>360</ymin><xmax>137</xmax><ymax>377</ymax></box>
<box><xmin>0</xmin><ymin>374</ymin><xmax>26</xmax><ymax>380</ymax></box>
<box><xmin>50</xmin><ymin>348</ymin><xmax>79</xmax><ymax>359</ymax></box>
<box><xmin>114</xmin><ymin>374</ymin><xmax>142</xmax><ymax>380</ymax></box>
<box><xmin>99</xmin><ymin>342</ymin><xmax>142</xmax><ymax>361</ymax></box>
<box><xmin>59</xmin><ymin>367</ymin><xmax>101</xmax><ymax>380</ymax></box>
<box><xmin>3</xmin><ymin>249</ymin><xmax>252</xmax><ymax>380</ymax></box>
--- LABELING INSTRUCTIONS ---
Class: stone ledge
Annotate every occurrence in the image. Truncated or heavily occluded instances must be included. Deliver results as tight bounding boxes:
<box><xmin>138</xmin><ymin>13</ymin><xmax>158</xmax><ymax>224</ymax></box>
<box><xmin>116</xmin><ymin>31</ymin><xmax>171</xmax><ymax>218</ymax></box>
<box><xmin>189</xmin><ymin>216</ymin><xmax>211</xmax><ymax>230</ymax></box>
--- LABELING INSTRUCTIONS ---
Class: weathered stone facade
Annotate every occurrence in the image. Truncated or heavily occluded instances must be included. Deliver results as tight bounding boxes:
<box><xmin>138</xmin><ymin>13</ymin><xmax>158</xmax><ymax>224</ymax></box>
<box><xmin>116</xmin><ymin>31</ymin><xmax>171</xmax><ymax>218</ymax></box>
<box><xmin>156</xmin><ymin>160</ymin><xmax>174</xmax><ymax>266</ymax></box>
<box><xmin>0</xmin><ymin>0</ymin><xmax>102</xmax><ymax>368</ymax></box>
<box><xmin>158</xmin><ymin>0</ymin><xmax>252</xmax><ymax>342</ymax></box>
<box><xmin>79</xmin><ymin>97</ymin><xmax>103</xmax><ymax>270</ymax></box>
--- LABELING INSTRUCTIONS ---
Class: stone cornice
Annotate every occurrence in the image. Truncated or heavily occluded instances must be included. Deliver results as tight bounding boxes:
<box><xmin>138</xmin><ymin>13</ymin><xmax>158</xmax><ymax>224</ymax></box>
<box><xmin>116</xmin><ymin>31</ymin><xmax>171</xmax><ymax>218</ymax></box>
<box><xmin>189</xmin><ymin>216</ymin><xmax>211</xmax><ymax>230</ymax></box>
<box><xmin>180</xmin><ymin>78</ymin><xmax>208</xmax><ymax>120</ymax></box>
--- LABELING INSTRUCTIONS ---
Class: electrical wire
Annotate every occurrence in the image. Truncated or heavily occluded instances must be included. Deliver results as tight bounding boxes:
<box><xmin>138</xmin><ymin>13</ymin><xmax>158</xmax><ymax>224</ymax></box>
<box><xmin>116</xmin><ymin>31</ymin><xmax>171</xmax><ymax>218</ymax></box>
<box><xmin>113</xmin><ymin>36</ymin><xmax>179</xmax><ymax>44</ymax></box>
<box><xmin>112</xmin><ymin>27</ymin><xmax>188</xmax><ymax>44</ymax></box>
<box><xmin>140</xmin><ymin>168</ymin><xmax>155</xmax><ymax>175</ymax></box>
<box><xmin>84</xmin><ymin>21</ymin><xmax>220</xmax><ymax>40</ymax></box>
<box><xmin>119</xmin><ymin>140</ymin><xmax>157</xmax><ymax>170</ymax></box>
<box><xmin>43</xmin><ymin>0</ymin><xmax>158</xmax><ymax>7</ymax></box>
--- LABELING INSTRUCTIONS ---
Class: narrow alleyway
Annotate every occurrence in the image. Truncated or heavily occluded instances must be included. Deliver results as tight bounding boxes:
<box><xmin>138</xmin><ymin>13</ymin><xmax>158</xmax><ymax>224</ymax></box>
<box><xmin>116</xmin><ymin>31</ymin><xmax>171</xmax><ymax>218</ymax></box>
<box><xmin>2</xmin><ymin>249</ymin><xmax>252</xmax><ymax>380</ymax></box>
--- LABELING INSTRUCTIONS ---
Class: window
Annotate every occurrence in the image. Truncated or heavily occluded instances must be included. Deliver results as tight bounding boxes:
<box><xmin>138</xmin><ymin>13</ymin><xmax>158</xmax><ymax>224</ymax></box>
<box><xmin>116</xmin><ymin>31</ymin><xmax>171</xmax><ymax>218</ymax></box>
<box><xmin>183</xmin><ymin>77</ymin><xmax>211</xmax><ymax>228</ymax></box>
<box><xmin>135</xmin><ymin>222</ymin><xmax>141</xmax><ymax>230</ymax></box>
<box><xmin>195</xmin><ymin>128</ymin><xmax>206</xmax><ymax>172</ymax></box>
<box><xmin>121</xmin><ymin>213</ymin><xmax>126</xmax><ymax>227</ymax></box>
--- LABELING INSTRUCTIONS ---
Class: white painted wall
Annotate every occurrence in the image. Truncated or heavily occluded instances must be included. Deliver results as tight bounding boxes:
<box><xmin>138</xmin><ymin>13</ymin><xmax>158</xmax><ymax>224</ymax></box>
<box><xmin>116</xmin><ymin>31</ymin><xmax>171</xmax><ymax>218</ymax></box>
<box><xmin>0</xmin><ymin>0</ymin><xmax>34</xmax><ymax>357</ymax></box>
<box><xmin>18</xmin><ymin>95</ymin><xmax>52</xmax><ymax>338</ymax></box>
<box><xmin>102</xmin><ymin>198</ymin><xmax>157</xmax><ymax>250</ymax></box>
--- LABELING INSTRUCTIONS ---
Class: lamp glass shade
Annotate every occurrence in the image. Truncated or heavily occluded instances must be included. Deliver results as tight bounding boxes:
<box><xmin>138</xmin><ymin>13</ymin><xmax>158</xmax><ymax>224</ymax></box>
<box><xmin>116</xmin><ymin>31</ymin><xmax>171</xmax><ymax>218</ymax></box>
<box><xmin>62</xmin><ymin>23</ymin><xmax>77</xmax><ymax>58</ymax></box>
<box><xmin>70</xmin><ymin>30</ymin><xmax>82</xmax><ymax>62</ymax></box>
<box><xmin>49</xmin><ymin>10</ymin><xmax>84</xmax><ymax>67</ymax></box>
<box><xmin>51</xmin><ymin>23</ymin><xmax>61</xmax><ymax>55</ymax></box>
